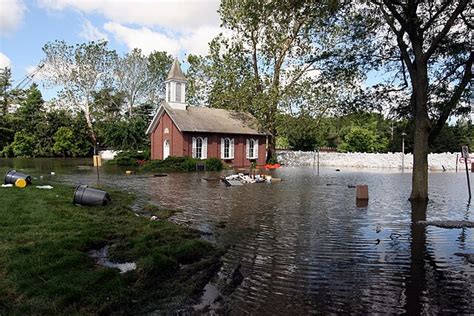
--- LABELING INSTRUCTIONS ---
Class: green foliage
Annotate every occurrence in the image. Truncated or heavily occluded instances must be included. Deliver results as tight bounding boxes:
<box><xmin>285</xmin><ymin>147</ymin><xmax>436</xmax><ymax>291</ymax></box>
<box><xmin>11</xmin><ymin>132</ymin><xmax>36</xmax><ymax>157</ymax></box>
<box><xmin>0</xmin><ymin>180</ymin><xmax>220</xmax><ymax>314</ymax></box>
<box><xmin>205</xmin><ymin>157</ymin><xmax>223</xmax><ymax>171</ymax></box>
<box><xmin>277</xmin><ymin>113</ymin><xmax>319</xmax><ymax>151</ymax></box>
<box><xmin>142</xmin><ymin>156</ymin><xmax>199</xmax><ymax>172</ymax></box>
<box><xmin>337</xmin><ymin>127</ymin><xmax>388</xmax><ymax>153</ymax></box>
<box><xmin>108</xmin><ymin>150</ymin><xmax>148</xmax><ymax>166</ymax></box>
<box><xmin>53</xmin><ymin>127</ymin><xmax>80</xmax><ymax>157</ymax></box>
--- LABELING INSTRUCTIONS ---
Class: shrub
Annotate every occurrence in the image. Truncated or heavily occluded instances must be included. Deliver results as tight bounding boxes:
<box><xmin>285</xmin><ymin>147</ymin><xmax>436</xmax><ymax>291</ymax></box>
<box><xmin>108</xmin><ymin>150</ymin><xmax>148</xmax><ymax>166</ymax></box>
<box><xmin>142</xmin><ymin>156</ymin><xmax>199</xmax><ymax>172</ymax></box>
<box><xmin>205</xmin><ymin>157</ymin><xmax>223</xmax><ymax>171</ymax></box>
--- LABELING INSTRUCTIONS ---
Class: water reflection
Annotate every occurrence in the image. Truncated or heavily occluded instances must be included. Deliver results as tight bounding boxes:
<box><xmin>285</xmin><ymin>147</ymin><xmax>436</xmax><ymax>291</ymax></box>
<box><xmin>0</xmin><ymin>159</ymin><xmax>473</xmax><ymax>314</ymax></box>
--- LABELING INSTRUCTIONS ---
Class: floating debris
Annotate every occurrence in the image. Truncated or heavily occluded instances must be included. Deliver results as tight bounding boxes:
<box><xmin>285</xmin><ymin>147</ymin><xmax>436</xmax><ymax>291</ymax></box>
<box><xmin>221</xmin><ymin>173</ymin><xmax>278</xmax><ymax>186</ymax></box>
<box><xmin>36</xmin><ymin>185</ymin><xmax>53</xmax><ymax>189</ymax></box>
<box><xmin>417</xmin><ymin>220</ymin><xmax>474</xmax><ymax>229</ymax></box>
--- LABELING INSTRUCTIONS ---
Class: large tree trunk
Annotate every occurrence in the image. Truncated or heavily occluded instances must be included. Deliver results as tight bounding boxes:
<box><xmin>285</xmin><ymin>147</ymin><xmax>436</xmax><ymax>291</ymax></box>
<box><xmin>410</xmin><ymin>64</ymin><xmax>430</xmax><ymax>201</ymax></box>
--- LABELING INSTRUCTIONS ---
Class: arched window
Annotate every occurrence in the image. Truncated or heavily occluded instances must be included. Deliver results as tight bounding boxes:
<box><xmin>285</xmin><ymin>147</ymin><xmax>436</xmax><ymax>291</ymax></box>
<box><xmin>192</xmin><ymin>137</ymin><xmax>207</xmax><ymax>159</ymax></box>
<box><xmin>221</xmin><ymin>137</ymin><xmax>234</xmax><ymax>159</ymax></box>
<box><xmin>246</xmin><ymin>138</ymin><xmax>258</xmax><ymax>159</ymax></box>
<box><xmin>164</xmin><ymin>128</ymin><xmax>169</xmax><ymax>134</ymax></box>
<box><xmin>176</xmin><ymin>82</ymin><xmax>182</xmax><ymax>102</ymax></box>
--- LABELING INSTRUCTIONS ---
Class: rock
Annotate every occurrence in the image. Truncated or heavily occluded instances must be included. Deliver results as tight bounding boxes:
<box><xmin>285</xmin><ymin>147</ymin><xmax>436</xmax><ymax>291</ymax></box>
<box><xmin>454</xmin><ymin>253</ymin><xmax>474</xmax><ymax>264</ymax></box>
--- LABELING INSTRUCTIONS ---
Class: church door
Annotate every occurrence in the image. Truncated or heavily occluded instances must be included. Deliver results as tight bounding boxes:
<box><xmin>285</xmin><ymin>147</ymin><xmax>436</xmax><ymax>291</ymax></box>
<box><xmin>163</xmin><ymin>140</ymin><xmax>170</xmax><ymax>159</ymax></box>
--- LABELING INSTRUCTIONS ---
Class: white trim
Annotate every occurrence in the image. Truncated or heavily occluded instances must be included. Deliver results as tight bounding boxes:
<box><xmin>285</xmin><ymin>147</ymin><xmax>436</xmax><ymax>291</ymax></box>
<box><xmin>192</xmin><ymin>137</ymin><xmax>197</xmax><ymax>158</ymax></box>
<box><xmin>202</xmin><ymin>137</ymin><xmax>208</xmax><ymax>159</ymax></box>
<box><xmin>246</xmin><ymin>138</ymin><xmax>258</xmax><ymax>159</ymax></box>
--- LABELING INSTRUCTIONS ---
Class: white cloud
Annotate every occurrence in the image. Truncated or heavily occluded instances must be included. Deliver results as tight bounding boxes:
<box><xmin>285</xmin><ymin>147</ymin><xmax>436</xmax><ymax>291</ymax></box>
<box><xmin>38</xmin><ymin>0</ymin><xmax>220</xmax><ymax>31</ymax></box>
<box><xmin>104</xmin><ymin>22</ymin><xmax>220</xmax><ymax>56</ymax></box>
<box><xmin>79</xmin><ymin>19</ymin><xmax>108</xmax><ymax>41</ymax></box>
<box><xmin>0</xmin><ymin>0</ymin><xmax>26</xmax><ymax>35</ymax></box>
<box><xmin>104</xmin><ymin>22</ymin><xmax>180</xmax><ymax>55</ymax></box>
<box><xmin>0</xmin><ymin>52</ymin><xmax>12</xmax><ymax>68</ymax></box>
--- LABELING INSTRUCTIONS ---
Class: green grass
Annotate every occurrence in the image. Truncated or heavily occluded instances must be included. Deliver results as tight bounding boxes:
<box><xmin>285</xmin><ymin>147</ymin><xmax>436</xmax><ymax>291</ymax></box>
<box><xmin>0</xmin><ymin>178</ymin><xmax>222</xmax><ymax>314</ymax></box>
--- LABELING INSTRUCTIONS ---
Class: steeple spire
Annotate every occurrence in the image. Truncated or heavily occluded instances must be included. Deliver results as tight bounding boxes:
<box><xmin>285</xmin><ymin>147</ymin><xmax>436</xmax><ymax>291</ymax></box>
<box><xmin>166</xmin><ymin>58</ymin><xmax>187</xmax><ymax>81</ymax></box>
<box><xmin>165</xmin><ymin>58</ymin><xmax>188</xmax><ymax>110</ymax></box>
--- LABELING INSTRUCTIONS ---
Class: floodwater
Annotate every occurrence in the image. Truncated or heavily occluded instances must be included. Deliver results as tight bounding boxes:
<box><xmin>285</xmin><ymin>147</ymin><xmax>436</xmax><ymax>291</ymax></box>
<box><xmin>1</xmin><ymin>158</ymin><xmax>473</xmax><ymax>314</ymax></box>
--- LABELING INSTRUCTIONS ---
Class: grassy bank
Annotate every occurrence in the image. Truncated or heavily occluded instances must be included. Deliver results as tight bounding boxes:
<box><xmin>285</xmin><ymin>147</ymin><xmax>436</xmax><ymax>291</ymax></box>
<box><xmin>0</xmin><ymin>180</ymin><xmax>222</xmax><ymax>314</ymax></box>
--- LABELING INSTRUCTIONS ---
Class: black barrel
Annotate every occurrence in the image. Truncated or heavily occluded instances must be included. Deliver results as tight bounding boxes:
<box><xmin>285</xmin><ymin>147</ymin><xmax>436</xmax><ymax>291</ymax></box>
<box><xmin>73</xmin><ymin>184</ymin><xmax>111</xmax><ymax>206</ymax></box>
<box><xmin>4</xmin><ymin>170</ymin><xmax>32</xmax><ymax>185</ymax></box>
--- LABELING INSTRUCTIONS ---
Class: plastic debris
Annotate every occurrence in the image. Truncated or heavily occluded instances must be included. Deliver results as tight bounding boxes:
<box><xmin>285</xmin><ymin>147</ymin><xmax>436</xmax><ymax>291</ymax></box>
<box><xmin>150</xmin><ymin>215</ymin><xmax>158</xmax><ymax>221</ymax></box>
<box><xmin>1</xmin><ymin>184</ymin><xmax>13</xmax><ymax>188</ymax></box>
<box><xmin>51</xmin><ymin>172</ymin><xmax>55</xmax><ymax>175</ymax></box>
<box><xmin>36</xmin><ymin>185</ymin><xmax>54</xmax><ymax>189</ymax></box>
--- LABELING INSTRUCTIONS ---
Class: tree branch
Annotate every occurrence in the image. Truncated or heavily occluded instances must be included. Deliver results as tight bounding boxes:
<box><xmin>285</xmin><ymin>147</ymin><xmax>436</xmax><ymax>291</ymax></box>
<box><xmin>424</xmin><ymin>0</ymin><xmax>469</xmax><ymax>59</ymax></box>
<box><xmin>429</xmin><ymin>51</ymin><xmax>473</xmax><ymax>141</ymax></box>
<box><xmin>421</xmin><ymin>0</ymin><xmax>451</xmax><ymax>32</ymax></box>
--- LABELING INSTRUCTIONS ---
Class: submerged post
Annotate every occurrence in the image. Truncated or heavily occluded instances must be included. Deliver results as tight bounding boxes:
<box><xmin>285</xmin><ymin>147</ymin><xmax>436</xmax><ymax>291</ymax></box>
<box><xmin>95</xmin><ymin>142</ymin><xmax>100</xmax><ymax>185</ymax></box>
<box><xmin>461</xmin><ymin>146</ymin><xmax>471</xmax><ymax>201</ymax></box>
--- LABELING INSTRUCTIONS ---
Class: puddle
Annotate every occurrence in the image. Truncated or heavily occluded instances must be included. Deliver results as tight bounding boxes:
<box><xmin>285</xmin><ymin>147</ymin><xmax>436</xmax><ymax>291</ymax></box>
<box><xmin>193</xmin><ymin>283</ymin><xmax>221</xmax><ymax>312</ymax></box>
<box><xmin>88</xmin><ymin>246</ymin><xmax>136</xmax><ymax>273</ymax></box>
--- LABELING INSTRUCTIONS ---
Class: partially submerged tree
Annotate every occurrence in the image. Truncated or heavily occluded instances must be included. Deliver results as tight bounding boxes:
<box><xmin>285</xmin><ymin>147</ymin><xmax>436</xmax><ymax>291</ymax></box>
<box><xmin>363</xmin><ymin>0</ymin><xmax>472</xmax><ymax>200</ymax></box>
<box><xmin>42</xmin><ymin>40</ymin><xmax>117</xmax><ymax>143</ymax></box>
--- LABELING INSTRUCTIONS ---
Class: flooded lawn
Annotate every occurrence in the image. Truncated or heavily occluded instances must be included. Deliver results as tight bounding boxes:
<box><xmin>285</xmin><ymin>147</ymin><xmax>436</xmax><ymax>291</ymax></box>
<box><xmin>2</xmin><ymin>158</ymin><xmax>473</xmax><ymax>314</ymax></box>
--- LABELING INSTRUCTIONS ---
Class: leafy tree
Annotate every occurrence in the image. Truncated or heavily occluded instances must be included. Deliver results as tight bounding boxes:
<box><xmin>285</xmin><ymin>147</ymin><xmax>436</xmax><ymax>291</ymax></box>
<box><xmin>11</xmin><ymin>132</ymin><xmax>36</xmax><ymax>157</ymax></box>
<box><xmin>200</xmin><ymin>0</ymin><xmax>345</xmax><ymax>160</ymax></box>
<box><xmin>113</xmin><ymin>49</ymin><xmax>172</xmax><ymax>116</ymax></box>
<box><xmin>17</xmin><ymin>83</ymin><xmax>44</xmax><ymax>132</ymax></box>
<box><xmin>41</xmin><ymin>40</ymin><xmax>117</xmax><ymax>143</ymax></box>
<box><xmin>338</xmin><ymin>127</ymin><xmax>388</xmax><ymax>153</ymax></box>
<box><xmin>53</xmin><ymin>127</ymin><xmax>80</xmax><ymax>158</ymax></box>
<box><xmin>336</xmin><ymin>1</ymin><xmax>472</xmax><ymax>200</ymax></box>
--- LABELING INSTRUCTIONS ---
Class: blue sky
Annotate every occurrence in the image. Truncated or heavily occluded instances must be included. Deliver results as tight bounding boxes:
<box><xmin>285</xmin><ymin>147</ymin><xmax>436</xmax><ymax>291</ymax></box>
<box><xmin>0</xmin><ymin>0</ymin><xmax>222</xmax><ymax>99</ymax></box>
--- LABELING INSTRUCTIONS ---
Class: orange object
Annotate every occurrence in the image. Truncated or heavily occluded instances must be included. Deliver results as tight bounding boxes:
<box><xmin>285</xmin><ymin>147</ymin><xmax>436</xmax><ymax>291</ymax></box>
<box><xmin>264</xmin><ymin>163</ymin><xmax>281</xmax><ymax>169</ymax></box>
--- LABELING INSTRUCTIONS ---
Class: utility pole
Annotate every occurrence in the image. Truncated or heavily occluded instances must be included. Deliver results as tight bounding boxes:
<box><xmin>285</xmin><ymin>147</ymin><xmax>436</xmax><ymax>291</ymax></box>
<box><xmin>401</xmin><ymin>132</ymin><xmax>406</xmax><ymax>171</ymax></box>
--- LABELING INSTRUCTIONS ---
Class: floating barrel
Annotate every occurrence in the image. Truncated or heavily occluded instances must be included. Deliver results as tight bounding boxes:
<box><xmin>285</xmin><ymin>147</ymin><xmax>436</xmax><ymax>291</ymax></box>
<box><xmin>73</xmin><ymin>184</ymin><xmax>111</xmax><ymax>206</ymax></box>
<box><xmin>4</xmin><ymin>170</ymin><xmax>32</xmax><ymax>185</ymax></box>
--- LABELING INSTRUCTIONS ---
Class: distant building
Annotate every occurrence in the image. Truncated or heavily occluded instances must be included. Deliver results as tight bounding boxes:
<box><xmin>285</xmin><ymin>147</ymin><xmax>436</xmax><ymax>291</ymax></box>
<box><xmin>146</xmin><ymin>58</ymin><xmax>267</xmax><ymax>168</ymax></box>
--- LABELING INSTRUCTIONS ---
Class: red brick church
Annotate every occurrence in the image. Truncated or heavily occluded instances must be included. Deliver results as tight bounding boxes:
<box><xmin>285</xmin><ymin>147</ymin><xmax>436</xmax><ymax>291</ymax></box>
<box><xmin>146</xmin><ymin>59</ymin><xmax>267</xmax><ymax>168</ymax></box>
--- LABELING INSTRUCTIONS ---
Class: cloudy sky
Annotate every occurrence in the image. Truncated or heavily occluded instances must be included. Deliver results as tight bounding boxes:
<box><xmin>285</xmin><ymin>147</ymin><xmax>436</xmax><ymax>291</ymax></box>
<box><xmin>0</xmin><ymin>0</ymin><xmax>222</xmax><ymax>97</ymax></box>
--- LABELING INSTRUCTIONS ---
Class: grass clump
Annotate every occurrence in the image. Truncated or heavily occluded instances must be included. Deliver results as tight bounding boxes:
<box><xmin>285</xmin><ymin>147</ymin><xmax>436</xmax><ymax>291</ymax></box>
<box><xmin>0</xmin><ymin>178</ymin><xmax>221</xmax><ymax>314</ymax></box>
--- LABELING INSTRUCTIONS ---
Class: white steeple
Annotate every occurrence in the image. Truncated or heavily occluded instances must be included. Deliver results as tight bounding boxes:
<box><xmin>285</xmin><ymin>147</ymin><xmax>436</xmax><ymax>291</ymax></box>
<box><xmin>165</xmin><ymin>58</ymin><xmax>187</xmax><ymax>110</ymax></box>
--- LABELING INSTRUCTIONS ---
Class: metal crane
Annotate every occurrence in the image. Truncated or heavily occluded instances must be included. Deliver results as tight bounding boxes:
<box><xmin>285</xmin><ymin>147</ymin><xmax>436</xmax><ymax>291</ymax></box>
<box><xmin>13</xmin><ymin>63</ymin><xmax>45</xmax><ymax>90</ymax></box>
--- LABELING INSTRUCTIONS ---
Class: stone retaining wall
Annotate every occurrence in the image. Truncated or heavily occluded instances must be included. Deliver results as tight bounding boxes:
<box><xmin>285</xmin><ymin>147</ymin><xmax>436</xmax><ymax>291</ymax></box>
<box><xmin>277</xmin><ymin>150</ymin><xmax>469</xmax><ymax>171</ymax></box>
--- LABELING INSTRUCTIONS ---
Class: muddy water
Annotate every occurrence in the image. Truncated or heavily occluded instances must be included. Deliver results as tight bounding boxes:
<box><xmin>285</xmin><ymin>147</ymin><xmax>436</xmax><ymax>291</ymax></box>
<box><xmin>1</xmin><ymin>158</ymin><xmax>473</xmax><ymax>314</ymax></box>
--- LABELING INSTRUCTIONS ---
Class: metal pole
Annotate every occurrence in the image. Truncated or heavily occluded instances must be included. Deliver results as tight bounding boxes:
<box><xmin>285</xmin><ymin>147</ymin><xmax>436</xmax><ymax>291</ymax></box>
<box><xmin>465</xmin><ymin>158</ymin><xmax>471</xmax><ymax>201</ymax></box>
<box><xmin>317</xmin><ymin>147</ymin><xmax>320</xmax><ymax>174</ymax></box>
<box><xmin>96</xmin><ymin>142</ymin><xmax>100</xmax><ymax>185</ymax></box>
<box><xmin>401</xmin><ymin>132</ymin><xmax>406</xmax><ymax>171</ymax></box>
<box><xmin>456</xmin><ymin>154</ymin><xmax>459</xmax><ymax>172</ymax></box>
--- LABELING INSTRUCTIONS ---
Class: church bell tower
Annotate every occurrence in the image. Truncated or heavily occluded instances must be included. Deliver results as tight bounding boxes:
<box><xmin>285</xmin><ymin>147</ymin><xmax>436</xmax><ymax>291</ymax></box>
<box><xmin>165</xmin><ymin>58</ymin><xmax>187</xmax><ymax>110</ymax></box>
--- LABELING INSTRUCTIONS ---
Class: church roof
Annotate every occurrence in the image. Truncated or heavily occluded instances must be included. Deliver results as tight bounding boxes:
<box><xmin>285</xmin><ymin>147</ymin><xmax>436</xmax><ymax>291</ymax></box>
<box><xmin>146</xmin><ymin>102</ymin><xmax>267</xmax><ymax>136</ymax></box>
<box><xmin>166</xmin><ymin>58</ymin><xmax>187</xmax><ymax>81</ymax></box>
